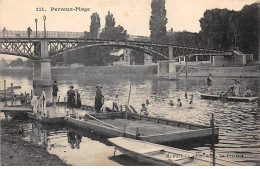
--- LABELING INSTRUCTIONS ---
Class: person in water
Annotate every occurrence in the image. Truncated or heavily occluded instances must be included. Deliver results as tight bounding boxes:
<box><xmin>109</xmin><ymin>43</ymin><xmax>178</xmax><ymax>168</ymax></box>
<box><xmin>206</xmin><ymin>74</ymin><xmax>213</xmax><ymax>92</ymax></box>
<box><xmin>146</xmin><ymin>100</ymin><xmax>150</xmax><ymax>105</ymax></box>
<box><xmin>189</xmin><ymin>95</ymin><xmax>193</xmax><ymax>104</ymax></box>
<box><xmin>169</xmin><ymin>100</ymin><xmax>174</xmax><ymax>106</ymax></box>
<box><xmin>140</xmin><ymin>103</ymin><xmax>148</xmax><ymax>116</ymax></box>
<box><xmin>177</xmin><ymin>98</ymin><xmax>182</xmax><ymax>107</ymax></box>
<box><xmin>243</xmin><ymin>87</ymin><xmax>252</xmax><ymax>97</ymax></box>
<box><xmin>94</xmin><ymin>86</ymin><xmax>104</xmax><ymax>112</ymax></box>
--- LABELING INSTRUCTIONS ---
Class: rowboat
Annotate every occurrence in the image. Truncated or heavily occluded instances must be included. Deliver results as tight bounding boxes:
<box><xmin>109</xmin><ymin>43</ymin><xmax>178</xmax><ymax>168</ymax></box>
<box><xmin>108</xmin><ymin>137</ymin><xmax>244</xmax><ymax>166</ymax></box>
<box><xmin>199</xmin><ymin>92</ymin><xmax>259</xmax><ymax>102</ymax></box>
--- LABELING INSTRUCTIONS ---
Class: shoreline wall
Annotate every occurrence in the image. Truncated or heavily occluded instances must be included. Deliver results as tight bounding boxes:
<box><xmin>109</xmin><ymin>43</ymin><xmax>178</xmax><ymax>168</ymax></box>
<box><xmin>0</xmin><ymin>64</ymin><xmax>258</xmax><ymax>78</ymax></box>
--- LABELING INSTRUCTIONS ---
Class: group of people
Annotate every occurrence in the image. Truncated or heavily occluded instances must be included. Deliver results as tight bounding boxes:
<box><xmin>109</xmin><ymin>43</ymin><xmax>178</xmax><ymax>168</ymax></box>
<box><xmin>206</xmin><ymin>74</ymin><xmax>253</xmax><ymax>97</ymax></box>
<box><xmin>31</xmin><ymin>91</ymin><xmax>46</xmax><ymax>115</ymax></box>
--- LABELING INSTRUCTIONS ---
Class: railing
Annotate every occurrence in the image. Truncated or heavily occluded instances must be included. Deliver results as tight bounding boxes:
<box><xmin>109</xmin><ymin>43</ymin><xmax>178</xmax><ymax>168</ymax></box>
<box><xmin>0</xmin><ymin>30</ymin><xmax>151</xmax><ymax>41</ymax></box>
<box><xmin>0</xmin><ymin>31</ymin><xmax>85</xmax><ymax>39</ymax></box>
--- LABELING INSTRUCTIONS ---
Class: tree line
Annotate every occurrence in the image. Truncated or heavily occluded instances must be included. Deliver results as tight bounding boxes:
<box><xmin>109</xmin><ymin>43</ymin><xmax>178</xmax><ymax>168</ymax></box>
<box><xmin>150</xmin><ymin>0</ymin><xmax>259</xmax><ymax>60</ymax></box>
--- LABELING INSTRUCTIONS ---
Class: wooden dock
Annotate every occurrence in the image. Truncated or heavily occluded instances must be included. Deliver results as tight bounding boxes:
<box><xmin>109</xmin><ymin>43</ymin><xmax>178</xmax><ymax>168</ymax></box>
<box><xmin>67</xmin><ymin>111</ymin><xmax>218</xmax><ymax>144</ymax></box>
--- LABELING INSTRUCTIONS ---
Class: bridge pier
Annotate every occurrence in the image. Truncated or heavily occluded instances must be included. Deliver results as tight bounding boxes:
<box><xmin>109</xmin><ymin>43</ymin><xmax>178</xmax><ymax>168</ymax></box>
<box><xmin>157</xmin><ymin>60</ymin><xmax>178</xmax><ymax>80</ymax></box>
<box><xmin>33</xmin><ymin>60</ymin><xmax>52</xmax><ymax>87</ymax></box>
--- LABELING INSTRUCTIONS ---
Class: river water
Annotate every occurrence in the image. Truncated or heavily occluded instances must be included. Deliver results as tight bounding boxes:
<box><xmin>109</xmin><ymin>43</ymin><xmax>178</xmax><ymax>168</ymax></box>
<box><xmin>0</xmin><ymin>72</ymin><xmax>259</xmax><ymax>166</ymax></box>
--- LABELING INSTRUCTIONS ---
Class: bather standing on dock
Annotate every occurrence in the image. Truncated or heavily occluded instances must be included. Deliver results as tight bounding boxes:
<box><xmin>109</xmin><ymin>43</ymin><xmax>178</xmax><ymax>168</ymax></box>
<box><xmin>206</xmin><ymin>74</ymin><xmax>213</xmax><ymax>93</ymax></box>
<box><xmin>52</xmin><ymin>80</ymin><xmax>58</xmax><ymax>106</ymax></box>
<box><xmin>67</xmin><ymin>86</ymin><xmax>76</xmax><ymax>114</ymax></box>
<box><xmin>94</xmin><ymin>86</ymin><xmax>104</xmax><ymax>112</ymax></box>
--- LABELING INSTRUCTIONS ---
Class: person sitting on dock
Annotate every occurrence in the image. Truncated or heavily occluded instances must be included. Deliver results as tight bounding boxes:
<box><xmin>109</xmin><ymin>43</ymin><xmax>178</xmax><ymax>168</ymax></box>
<box><xmin>67</xmin><ymin>86</ymin><xmax>76</xmax><ymax>114</ymax></box>
<box><xmin>140</xmin><ymin>103</ymin><xmax>148</xmax><ymax>116</ymax></box>
<box><xmin>101</xmin><ymin>96</ymin><xmax>114</xmax><ymax>112</ymax></box>
<box><xmin>243</xmin><ymin>87</ymin><xmax>252</xmax><ymax>97</ymax></box>
<box><xmin>26</xmin><ymin>93</ymin><xmax>31</xmax><ymax>105</ymax></box>
<box><xmin>20</xmin><ymin>93</ymin><xmax>26</xmax><ymax>104</ymax></box>
<box><xmin>113</xmin><ymin>95</ymin><xmax>119</xmax><ymax>111</ymax></box>
<box><xmin>74</xmin><ymin>89</ymin><xmax>82</xmax><ymax>108</ymax></box>
<box><xmin>177</xmin><ymin>99</ymin><xmax>182</xmax><ymax>107</ymax></box>
<box><xmin>168</xmin><ymin>100</ymin><xmax>174</xmax><ymax>106</ymax></box>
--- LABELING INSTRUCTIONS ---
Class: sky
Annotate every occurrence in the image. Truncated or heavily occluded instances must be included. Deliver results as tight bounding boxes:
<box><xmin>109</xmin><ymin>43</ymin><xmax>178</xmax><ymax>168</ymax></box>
<box><xmin>0</xmin><ymin>0</ymin><xmax>258</xmax><ymax>61</ymax></box>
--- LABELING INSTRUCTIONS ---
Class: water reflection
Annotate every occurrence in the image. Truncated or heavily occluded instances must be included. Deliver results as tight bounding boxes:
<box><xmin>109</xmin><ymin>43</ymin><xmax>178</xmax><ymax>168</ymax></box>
<box><xmin>67</xmin><ymin>131</ymin><xmax>82</xmax><ymax>149</ymax></box>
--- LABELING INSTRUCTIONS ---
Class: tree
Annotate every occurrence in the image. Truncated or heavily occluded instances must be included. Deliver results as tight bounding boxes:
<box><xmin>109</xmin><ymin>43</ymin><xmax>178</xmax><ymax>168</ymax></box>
<box><xmin>237</xmin><ymin>3</ymin><xmax>259</xmax><ymax>60</ymax></box>
<box><xmin>104</xmin><ymin>11</ymin><xmax>115</xmax><ymax>31</ymax></box>
<box><xmin>90</xmin><ymin>12</ymin><xmax>101</xmax><ymax>39</ymax></box>
<box><xmin>0</xmin><ymin>58</ymin><xmax>8</xmax><ymax>68</ymax></box>
<box><xmin>149</xmin><ymin>0</ymin><xmax>168</xmax><ymax>42</ymax></box>
<box><xmin>200</xmin><ymin>8</ymin><xmax>231</xmax><ymax>49</ymax></box>
<box><xmin>9</xmin><ymin>58</ymin><xmax>24</xmax><ymax>67</ymax></box>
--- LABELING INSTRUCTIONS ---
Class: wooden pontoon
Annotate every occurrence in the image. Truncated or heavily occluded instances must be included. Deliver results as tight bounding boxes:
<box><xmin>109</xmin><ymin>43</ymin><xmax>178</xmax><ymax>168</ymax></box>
<box><xmin>199</xmin><ymin>92</ymin><xmax>259</xmax><ymax>102</ymax></box>
<box><xmin>108</xmin><ymin>137</ymin><xmax>244</xmax><ymax>166</ymax></box>
<box><xmin>67</xmin><ymin>110</ymin><xmax>219</xmax><ymax>144</ymax></box>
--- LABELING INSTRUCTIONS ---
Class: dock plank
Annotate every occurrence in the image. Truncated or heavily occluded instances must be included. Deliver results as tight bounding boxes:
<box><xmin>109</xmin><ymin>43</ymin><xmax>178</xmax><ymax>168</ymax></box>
<box><xmin>89</xmin><ymin>119</ymin><xmax>189</xmax><ymax>136</ymax></box>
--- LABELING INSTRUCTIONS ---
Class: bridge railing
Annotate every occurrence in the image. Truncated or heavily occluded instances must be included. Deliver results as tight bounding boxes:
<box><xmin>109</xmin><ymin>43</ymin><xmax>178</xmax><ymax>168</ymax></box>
<box><xmin>0</xmin><ymin>31</ymin><xmax>85</xmax><ymax>38</ymax></box>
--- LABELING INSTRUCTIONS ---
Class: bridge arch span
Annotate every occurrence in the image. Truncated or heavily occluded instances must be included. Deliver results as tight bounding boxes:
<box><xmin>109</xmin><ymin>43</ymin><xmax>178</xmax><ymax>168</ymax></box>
<box><xmin>0</xmin><ymin>51</ymin><xmax>40</xmax><ymax>60</ymax></box>
<box><xmin>50</xmin><ymin>43</ymin><xmax>169</xmax><ymax>60</ymax></box>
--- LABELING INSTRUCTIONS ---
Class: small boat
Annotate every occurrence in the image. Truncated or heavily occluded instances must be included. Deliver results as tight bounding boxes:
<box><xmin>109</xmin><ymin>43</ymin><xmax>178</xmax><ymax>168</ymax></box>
<box><xmin>199</xmin><ymin>92</ymin><xmax>259</xmax><ymax>102</ymax></box>
<box><xmin>108</xmin><ymin>137</ymin><xmax>244</xmax><ymax>166</ymax></box>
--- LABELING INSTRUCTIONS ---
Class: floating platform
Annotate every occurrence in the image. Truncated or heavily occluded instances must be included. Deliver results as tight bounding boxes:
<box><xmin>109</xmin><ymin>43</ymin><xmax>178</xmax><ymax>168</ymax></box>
<box><xmin>199</xmin><ymin>93</ymin><xmax>259</xmax><ymax>102</ymax></box>
<box><xmin>0</xmin><ymin>105</ymin><xmax>64</xmax><ymax>124</ymax></box>
<box><xmin>67</xmin><ymin>111</ymin><xmax>218</xmax><ymax>144</ymax></box>
<box><xmin>108</xmin><ymin>137</ymin><xmax>243</xmax><ymax>166</ymax></box>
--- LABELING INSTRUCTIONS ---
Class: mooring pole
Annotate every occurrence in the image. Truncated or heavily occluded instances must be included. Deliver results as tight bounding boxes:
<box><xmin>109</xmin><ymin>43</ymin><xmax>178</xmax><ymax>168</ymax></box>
<box><xmin>123</xmin><ymin>86</ymin><xmax>131</xmax><ymax>136</ymax></box>
<box><xmin>211</xmin><ymin>113</ymin><xmax>216</xmax><ymax>166</ymax></box>
<box><xmin>4</xmin><ymin>80</ymin><xmax>7</xmax><ymax>106</ymax></box>
<box><xmin>11</xmin><ymin>83</ymin><xmax>14</xmax><ymax>106</ymax></box>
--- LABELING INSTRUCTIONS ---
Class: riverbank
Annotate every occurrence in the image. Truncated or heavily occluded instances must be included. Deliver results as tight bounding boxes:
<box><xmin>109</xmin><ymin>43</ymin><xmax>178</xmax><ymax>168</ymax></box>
<box><xmin>0</xmin><ymin>119</ymin><xmax>68</xmax><ymax>166</ymax></box>
<box><xmin>0</xmin><ymin>64</ymin><xmax>258</xmax><ymax>77</ymax></box>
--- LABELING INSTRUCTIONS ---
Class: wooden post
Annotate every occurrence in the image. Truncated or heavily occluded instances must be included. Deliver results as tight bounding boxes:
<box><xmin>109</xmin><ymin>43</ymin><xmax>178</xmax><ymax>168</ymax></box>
<box><xmin>123</xmin><ymin>86</ymin><xmax>131</xmax><ymax>136</ymax></box>
<box><xmin>31</xmin><ymin>90</ymin><xmax>33</xmax><ymax>99</ymax></box>
<box><xmin>4</xmin><ymin>80</ymin><xmax>7</xmax><ymax>106</ymax></box>
<box><xmin>11</xmin><ymin>83</ymin><xmax>13</xmax><ymax>106</ymax></box>
<box><xmin>211</xmin><ymin>113</ymin><xmax>216</xmax><ymax>166</ymax></box>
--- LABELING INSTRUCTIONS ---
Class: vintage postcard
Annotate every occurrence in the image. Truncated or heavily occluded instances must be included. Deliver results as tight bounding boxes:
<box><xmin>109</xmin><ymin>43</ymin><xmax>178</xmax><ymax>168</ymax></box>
<box><xmin>0</xmin><ymin>0</ymin><xmax>259</xmax><ymax>166</ymax></box>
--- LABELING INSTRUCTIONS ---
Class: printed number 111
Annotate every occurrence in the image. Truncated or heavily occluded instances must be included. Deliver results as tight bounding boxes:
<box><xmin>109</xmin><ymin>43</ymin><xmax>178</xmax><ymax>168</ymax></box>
<box><xmin>36</xmin><ymin>7</ymin><xmax>46</xmax><ymax>11</ymax></box>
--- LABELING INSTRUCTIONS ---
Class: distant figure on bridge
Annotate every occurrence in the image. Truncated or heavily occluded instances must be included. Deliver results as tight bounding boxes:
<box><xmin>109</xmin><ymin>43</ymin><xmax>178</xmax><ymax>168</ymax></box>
<box><xmin>206</xmin><ymin>74</ymin><xmax>213</xmax><ymax>93</ymax></box>
<box><xmin>52</xmin><ymin>80</ymin><xmax>59</xmax><ymax>106</ymax></box>
<box><xmin>27</xmin><ymin>27</ymin><xmax>32</xmax><ymax>38</ymax></box>
<box><xmin>2</xmin><ymin>27</ymin><xmax>7</xmax><ymax>38</ymax></box>
<box><xmin>94</xmin><ymin>86</ymin><xmax>104</xmax><ymax>112</ymax></box>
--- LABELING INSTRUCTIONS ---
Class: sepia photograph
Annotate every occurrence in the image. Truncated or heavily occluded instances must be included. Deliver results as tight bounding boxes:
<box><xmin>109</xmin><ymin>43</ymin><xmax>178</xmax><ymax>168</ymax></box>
<box><xmin>0</xmin><ymin>0</ymin><xmax>259</xmax><ymax>166</ymax></box>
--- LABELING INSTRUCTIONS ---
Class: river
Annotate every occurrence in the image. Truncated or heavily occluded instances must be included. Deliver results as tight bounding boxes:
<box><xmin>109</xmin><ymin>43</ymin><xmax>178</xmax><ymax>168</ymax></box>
<box><xmin>0</xmin><ymin>72</ymin><xmax>259</xmax><ymax>166</ymax></box>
